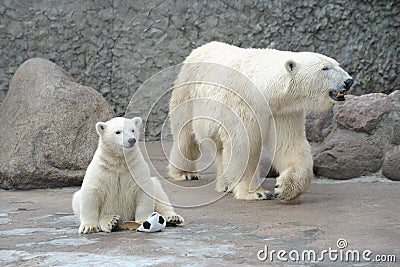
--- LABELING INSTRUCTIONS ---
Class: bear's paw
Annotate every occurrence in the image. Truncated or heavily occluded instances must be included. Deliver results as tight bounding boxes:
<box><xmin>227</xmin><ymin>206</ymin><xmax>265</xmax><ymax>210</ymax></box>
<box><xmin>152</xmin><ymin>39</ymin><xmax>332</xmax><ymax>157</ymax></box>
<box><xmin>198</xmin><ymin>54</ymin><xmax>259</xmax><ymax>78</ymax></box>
<box><xmin>234</xmin><ymin>188</ymin><xmax>273</xmax><ymax>200</ymax></box>
<box><xmin>274</xmin><ymin>176</ymin><xmax>302</xmax><ymax>201</ymax></box>
<box><xmin>182</xmin><ymin>174</ymin><xmax>200</xmax><ymax>180</ymax></box>
<box><xmin>100</xmin><ymin>215</ymin><xmax>121</xmax><ymax>233</ymax></box>
<box><xmin>79</xmin><ymin>224</ymin><xmax>101</xmax><ymax>234</ymax></box>
<box><xmin>166</xmin><ymin>214</ymin><xmax>184</xmax><ymax>225</ymax></box>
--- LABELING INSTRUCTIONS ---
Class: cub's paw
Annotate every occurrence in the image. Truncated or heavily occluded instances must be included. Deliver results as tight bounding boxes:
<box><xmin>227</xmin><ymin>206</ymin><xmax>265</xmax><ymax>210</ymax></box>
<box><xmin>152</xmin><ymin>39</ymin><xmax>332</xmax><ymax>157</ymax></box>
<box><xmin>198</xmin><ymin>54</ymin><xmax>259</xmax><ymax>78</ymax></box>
<box><xmin>100</xmin><ymin>215</ymin><xmax>121</xmax><ymax>233</ymax></box>
<box><xmin>166</xmin><ymin>214</ymin><xmax>184</xmax><ymax>225</ymax></box>
<box><xmin>79</xmin><ymin>224</ymin><xmax>101</xmax><ymax>234</ymax></box>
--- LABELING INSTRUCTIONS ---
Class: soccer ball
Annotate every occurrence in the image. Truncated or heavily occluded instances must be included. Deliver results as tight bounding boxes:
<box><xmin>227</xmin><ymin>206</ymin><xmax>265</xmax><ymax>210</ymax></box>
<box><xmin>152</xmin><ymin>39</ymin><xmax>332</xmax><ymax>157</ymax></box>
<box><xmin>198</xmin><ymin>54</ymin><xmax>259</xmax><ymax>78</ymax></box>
<box><xmin>137</xmin><ymin>212</ymin><xmax>166</xmax><ymax>232</ymax></box>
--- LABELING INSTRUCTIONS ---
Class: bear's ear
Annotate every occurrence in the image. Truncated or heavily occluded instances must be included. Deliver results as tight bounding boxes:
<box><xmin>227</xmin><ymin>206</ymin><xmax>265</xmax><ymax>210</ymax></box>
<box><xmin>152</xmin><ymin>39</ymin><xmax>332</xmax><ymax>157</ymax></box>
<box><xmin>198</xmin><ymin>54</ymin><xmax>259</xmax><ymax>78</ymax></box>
<box><xmin>95</xmin><ymin>122</ymin><xmax>107</xmax><ymax>136</ymax></box>
<box><xmin>285</xmin><ymin>60</ymin><xmax>297</xmax><ymax>74</ymax></box>
<box><xmin>132</xmin><ymin>117</ymin><xmax>142</xmax><ymax>129</ymax></box>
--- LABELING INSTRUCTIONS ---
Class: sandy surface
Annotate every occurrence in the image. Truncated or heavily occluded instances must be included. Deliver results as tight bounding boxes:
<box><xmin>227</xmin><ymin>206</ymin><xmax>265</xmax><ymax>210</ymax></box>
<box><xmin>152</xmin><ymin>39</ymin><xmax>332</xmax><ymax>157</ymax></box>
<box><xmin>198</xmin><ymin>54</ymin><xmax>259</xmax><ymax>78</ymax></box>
<box><xmin>1</xmin><ymin>142</ymin><xmax>399</xmax><ymax>266</ymax></box>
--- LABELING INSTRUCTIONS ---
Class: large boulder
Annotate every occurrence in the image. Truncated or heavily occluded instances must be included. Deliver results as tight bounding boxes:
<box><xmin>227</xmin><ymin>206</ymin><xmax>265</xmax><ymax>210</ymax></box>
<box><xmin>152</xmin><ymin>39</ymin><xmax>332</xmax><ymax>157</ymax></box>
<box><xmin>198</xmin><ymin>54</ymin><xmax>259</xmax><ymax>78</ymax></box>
<box><xmin>0</xmin><ymin>58</ymin><xmax>115</xmax><ymax>189</ymax></box>
<box><xmin>335</xmin><ymin>93</ymin><xmax>390</xmax><ymax>134</ymax></box>
<box><xmin>305</xmin><ymin>108</ymin><xmax>333</xmax><ymax>143</ymax></box>
<box><xmin>313</xmin><ymin>131</ymin><xmax>383</xmax><ymax>179</ymax></box>
<box><xmin>308</xmin><ymin>92</ymin><xmax>400</xmax><ymax>180</ymax></box>
<box><xmin>388</xmin><ymin>91</ymin><xmax>400</xmax><ymax>145</ymax></box>
<box><xmin>382</xmin><ymin>147</ymin><xmax>400</xmax><ymax>181</ymax></box>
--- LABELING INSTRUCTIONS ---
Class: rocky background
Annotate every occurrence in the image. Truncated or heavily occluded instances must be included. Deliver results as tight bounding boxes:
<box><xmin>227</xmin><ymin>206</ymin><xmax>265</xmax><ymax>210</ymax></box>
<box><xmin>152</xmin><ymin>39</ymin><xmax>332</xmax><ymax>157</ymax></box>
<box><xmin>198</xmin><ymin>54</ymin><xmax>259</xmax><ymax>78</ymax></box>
<box><xmin>1</xmin><ymin>1</ymin><xmax>399</xmax><ymax>188</ymax></box>
<box><xmin>306</xmin><ymin>92</ymin><xmax>400</xmax><ymax>181</ymax></box>
<box><xmin>1</xmin><ymin>0</ymin><xmax>399</xmax><ymax>116</ymax></box>
<box><xmin>0</xmin><ymin>58</ymin><xmax>115</xmax><ymax>189</ymax></box>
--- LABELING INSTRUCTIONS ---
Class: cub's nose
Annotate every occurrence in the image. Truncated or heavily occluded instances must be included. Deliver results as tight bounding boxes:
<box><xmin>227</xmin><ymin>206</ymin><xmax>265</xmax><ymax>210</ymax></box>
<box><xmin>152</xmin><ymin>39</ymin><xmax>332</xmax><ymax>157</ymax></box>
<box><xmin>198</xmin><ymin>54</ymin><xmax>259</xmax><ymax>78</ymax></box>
<box><xmin>344</xmin><ymin>78</ymin><xmax>354</xmax><ymax>90</ymax></box>
<box><xmin>128</xmin><ymin>137</ymin><xmax>136</xmax><ymax>145</ymax></box>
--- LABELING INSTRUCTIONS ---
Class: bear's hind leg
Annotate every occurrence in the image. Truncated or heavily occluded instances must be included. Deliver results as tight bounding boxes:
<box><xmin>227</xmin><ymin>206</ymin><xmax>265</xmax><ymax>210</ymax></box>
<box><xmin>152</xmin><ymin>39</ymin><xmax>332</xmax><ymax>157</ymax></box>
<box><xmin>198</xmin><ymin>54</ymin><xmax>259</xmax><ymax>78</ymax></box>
<box><xmin>222</xmin><ymin>140</ymin><xmax>272</xmax><ymax>200</ymax></box>
<box><xmin>168</xmin><ymin>123</ymin><xmax>200</xmax><ymax>181</ymax></box>
<box><xmin>214</xmin><ymin>146</ymin><xmax>230</xmax><ymax>193</ymax></box>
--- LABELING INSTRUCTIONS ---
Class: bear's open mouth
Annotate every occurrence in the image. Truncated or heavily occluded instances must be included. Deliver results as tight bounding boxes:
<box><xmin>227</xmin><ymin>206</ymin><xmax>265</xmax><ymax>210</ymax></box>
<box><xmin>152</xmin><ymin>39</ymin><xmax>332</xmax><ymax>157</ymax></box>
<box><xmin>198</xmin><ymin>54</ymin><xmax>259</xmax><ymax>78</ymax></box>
<box><xmin>329</xmin><ymin>89</ymin><xmax>346</xmax><ymax>101</ymax></box>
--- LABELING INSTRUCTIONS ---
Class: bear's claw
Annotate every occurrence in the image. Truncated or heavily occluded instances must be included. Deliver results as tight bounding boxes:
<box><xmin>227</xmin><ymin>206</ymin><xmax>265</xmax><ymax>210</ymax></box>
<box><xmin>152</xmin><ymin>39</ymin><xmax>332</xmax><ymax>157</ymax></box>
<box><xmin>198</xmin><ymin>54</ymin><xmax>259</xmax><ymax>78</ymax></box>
<box><xmin>79</xmin><ymin>224</ymin><xmax>101</xmax><ymax>234</ymax></box>
<box><xmin>183</xmin><ymin>174</ymin><xmax>200</xmax><ymax>180</ymax></box>
<box><xmin>274</xmin><ymin>180</ymin><xmax>286</xmax><ymax>200</ymax></box>
<box><xmin>100</xmin><ymin>215</ymin><xmax>121</xmax><ymax>233</ymax></box>
<box><xmin>256</xmin><ymin>191</ymin><xmax>274</xmax><ymax>200</ymax></box>
<box><xmin>274</xmin><ymin>174</ymin><xmax>306</xmax><ymax>201</ymax></box>
<box><xmin>166</xmin><ymin>214</ymin><xmax>184</xmax><ymax>225</ymax></box>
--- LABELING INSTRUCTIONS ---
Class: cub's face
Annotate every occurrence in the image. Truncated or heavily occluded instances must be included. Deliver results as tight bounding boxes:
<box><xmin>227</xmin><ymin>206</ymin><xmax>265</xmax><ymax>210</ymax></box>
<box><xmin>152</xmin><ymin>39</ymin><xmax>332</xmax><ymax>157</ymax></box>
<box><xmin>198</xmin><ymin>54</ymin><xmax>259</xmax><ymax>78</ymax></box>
<box><xmin>285</xmin><ymin>52</ymin><xmax>354</xmax><ymax>111</ymax></box>
<box><xmin>96</xmin><ymin>117</ymin><xmax>142</xmax><ymax>153</ymax></box>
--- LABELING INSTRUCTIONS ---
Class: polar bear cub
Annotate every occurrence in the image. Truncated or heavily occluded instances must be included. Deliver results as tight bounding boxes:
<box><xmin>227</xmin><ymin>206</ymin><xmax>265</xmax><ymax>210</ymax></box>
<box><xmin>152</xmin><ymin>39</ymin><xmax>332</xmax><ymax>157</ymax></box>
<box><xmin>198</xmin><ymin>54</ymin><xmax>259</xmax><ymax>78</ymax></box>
<box><xmin>72</xmin><ymin>117</ymin><xmax>183</xmax><ymax>234</ymax></box>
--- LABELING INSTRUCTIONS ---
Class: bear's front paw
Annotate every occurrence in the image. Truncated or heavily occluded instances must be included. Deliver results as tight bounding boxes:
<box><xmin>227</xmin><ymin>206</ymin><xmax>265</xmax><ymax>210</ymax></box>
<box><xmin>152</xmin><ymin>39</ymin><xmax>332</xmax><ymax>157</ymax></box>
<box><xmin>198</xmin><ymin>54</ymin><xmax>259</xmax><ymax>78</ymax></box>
<box><xmin>100</xmin><ymin>215</ymin><xmax>121</xmax><ymax>233</ymax></box>
<box><xmin>79</xmin><ymin>224</ymin><xmax>101</xmax><ymax>234</ymax></box>
<box><xmin>274</xmin><ymin>176</ymin><xmax>302</xmax><ymax>201</ymax></box>
<box><xmin>166</xmin><ymin>214</ymin><xmax>184</xmax><ymax>225</ymax></box>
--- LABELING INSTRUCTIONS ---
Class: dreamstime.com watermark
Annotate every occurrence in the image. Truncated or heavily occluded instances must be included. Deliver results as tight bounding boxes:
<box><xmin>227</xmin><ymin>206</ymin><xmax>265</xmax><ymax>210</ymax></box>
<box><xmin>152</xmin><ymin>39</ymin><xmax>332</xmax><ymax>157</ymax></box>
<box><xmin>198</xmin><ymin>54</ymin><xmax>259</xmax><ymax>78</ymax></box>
<box><xmin>257</xmin><ymin>239</ymin><xmax>397</xmax><ymax>263</ymax></box>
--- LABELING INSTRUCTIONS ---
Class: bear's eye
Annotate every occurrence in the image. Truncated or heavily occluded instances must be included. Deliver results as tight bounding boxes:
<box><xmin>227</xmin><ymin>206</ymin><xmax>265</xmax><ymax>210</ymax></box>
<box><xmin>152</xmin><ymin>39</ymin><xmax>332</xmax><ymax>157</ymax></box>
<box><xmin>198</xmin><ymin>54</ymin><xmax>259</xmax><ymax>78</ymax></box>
<box><xmin>322</xmin><ymin>66</ymin><xmax>330</xmax><ymax>71</ymax></box>
<box><xmin>115</xmin><ymin>131</ymin><xmax>121</xmax><ymax>135</ymax></box>
<box><xmin>132</xmin><ymin>129</ymin><xmax>135</xmax><ymax>133</ymax></box>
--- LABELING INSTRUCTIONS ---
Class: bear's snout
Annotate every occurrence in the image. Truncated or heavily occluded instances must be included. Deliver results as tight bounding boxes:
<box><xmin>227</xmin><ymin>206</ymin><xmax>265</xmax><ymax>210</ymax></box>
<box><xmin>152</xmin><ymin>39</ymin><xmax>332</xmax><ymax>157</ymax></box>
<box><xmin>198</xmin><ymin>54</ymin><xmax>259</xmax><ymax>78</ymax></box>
<box><xmin>128</xmin><ymin>137</ymin><xmax>136</xmax><ymax>146</ymax></box>
<box><xmin>329</xmin><ymin>78</ymin><xmax>354</xmax><ymax>102</ymax></box>
<box><xmin>344</xmin><ymin>78</ymin><xmax>354</xmax><ymax>91</ymax></box>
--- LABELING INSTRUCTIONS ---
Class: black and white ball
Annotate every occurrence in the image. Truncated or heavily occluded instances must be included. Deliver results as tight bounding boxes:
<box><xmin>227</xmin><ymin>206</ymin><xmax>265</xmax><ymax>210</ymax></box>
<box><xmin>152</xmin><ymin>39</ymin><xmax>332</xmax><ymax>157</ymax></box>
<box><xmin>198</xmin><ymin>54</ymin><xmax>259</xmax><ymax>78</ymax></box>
<box><xmin>137</xmin><ymin>212</ymin><xmax>166</xmax><ymax>232</ymax></box>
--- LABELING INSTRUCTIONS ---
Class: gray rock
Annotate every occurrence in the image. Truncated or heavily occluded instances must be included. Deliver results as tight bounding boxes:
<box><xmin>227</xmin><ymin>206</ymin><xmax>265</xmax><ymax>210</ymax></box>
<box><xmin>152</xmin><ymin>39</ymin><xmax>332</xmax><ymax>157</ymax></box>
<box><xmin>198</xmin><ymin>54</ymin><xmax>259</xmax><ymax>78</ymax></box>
<box><xmin>382</xmin><ymin>147</ymin><xmax>400</xmax><ymax>181</ymax></box>
<box><xmin>335</xmin><ymin>93</ymin><xmax>390</xmax><ymax>134</ymax></box>
<box><xmin>0</xmin><ymin>58</ymin><xmax>115</xmax><ymax>189</ymax></box>
<box><xmin>313</xmin><ymin>131</ymin><xmax>383</xmax><ymax>179</ymax></box>
<box><xmin>306</xmin><ymin>108</ymin><xmax>334</xmax><ymax>143</ymax></box>
<box><xmin>388</xmin><ymin>91</ymin><xmax>400</xmax><ymax>145</ymax></box>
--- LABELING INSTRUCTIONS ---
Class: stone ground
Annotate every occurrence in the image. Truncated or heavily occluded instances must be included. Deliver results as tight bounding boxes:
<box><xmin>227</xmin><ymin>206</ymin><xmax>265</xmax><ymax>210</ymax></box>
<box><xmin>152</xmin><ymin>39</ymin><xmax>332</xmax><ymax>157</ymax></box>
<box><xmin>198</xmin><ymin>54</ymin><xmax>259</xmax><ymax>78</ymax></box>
<box><xmin>1</xmin><ymin>142</ymin><xmax>399</xmax><ymax>266</ymax></box>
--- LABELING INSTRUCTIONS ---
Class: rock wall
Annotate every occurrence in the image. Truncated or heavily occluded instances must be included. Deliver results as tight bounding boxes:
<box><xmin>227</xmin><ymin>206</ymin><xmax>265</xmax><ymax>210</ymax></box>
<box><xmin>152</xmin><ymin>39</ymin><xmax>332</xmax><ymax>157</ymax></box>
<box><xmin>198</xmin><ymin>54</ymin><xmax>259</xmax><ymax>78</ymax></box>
<box><xmin>1</xmin><ymin>0</ymin><xmax>399</xmax><ymax>121</ymax></box>
<box><xmin>307</xmin><ymin>92</ymin><xmax>400</xmax><ymax>181</ymax></box>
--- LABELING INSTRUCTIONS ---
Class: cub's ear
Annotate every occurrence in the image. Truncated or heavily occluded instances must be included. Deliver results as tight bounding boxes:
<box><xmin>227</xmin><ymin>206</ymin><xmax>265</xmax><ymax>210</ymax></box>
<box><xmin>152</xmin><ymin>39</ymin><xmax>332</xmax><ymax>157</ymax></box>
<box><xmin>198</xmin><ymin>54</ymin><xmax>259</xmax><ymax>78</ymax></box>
<box><xmin>95</xmin><ymin>122</ymin><xmax>107</xmax><ymax>136</ymax></box>
<box><xmin>285</xmin><ymin>60</ymin><xmax>297</xmax><ymax>74</ymax></box>
<box><xmin>132</xmin><ymin>117</ymin><xmax>142</xmax><ymax>129</ymax></box>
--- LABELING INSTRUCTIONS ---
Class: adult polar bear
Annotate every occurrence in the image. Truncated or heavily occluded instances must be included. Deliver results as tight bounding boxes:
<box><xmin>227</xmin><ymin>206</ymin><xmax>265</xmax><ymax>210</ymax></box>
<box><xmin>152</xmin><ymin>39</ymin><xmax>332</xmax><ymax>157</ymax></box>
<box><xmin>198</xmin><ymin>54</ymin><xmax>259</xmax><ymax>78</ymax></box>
<box><xmin>168</xmin><ymin>41</ymin><xmax>353</xmax><ymax>201</ymax></box>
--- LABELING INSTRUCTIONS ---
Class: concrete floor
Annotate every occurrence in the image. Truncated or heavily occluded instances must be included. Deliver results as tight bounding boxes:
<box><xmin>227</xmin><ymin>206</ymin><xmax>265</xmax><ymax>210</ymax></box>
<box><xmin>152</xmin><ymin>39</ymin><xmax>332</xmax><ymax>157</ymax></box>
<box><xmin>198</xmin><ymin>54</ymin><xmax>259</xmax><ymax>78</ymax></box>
<box><xmin>1</xmin><ymin>142</ymin><xmax>399</xmax><ymax>266</ymax></box>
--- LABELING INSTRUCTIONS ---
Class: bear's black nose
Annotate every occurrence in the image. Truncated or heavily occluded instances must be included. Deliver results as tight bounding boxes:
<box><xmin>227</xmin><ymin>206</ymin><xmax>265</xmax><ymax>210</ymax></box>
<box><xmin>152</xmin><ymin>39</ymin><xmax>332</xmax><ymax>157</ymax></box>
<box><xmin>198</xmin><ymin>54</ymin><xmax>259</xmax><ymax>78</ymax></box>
<box><xmin>128</xmin><ymin>137</ymin><xmax>136</xmax><ymax>144</ymax></box>
<box><xmin>344</xmin><ymin>78</ymin><xmax>354</xmax><ymax>90</ymax></box>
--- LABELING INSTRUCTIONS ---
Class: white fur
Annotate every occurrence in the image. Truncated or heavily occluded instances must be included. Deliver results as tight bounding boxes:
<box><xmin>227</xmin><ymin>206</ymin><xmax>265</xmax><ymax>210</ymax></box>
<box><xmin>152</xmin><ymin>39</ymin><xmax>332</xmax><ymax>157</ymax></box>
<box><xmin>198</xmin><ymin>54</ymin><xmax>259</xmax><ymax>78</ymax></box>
<box><xmin>72</xmin><ymin>117</ymin><xmax>183</xmax><ymax>234</ymax></box>
<box><xmin>168</xmin><ymin>41</ymin><xmax>352</xmax><ymax>200</ymax></box>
